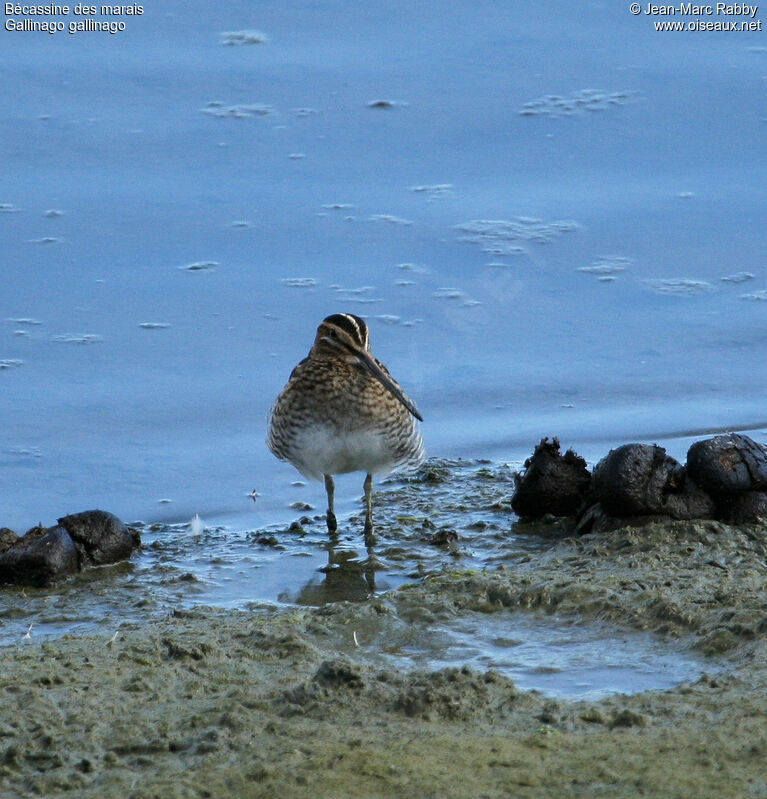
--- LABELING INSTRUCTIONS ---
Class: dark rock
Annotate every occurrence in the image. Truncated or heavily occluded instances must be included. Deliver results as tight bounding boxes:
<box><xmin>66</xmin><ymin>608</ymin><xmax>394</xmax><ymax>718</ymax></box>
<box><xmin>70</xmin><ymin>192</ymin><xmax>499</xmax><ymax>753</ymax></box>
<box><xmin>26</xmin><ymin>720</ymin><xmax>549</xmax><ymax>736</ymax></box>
<box><xmin>57</xmin><ymin>509</ymin><xmax>140</xmax><ymax>567</ymax></box>
<box><xmin>511</xmin><ymin>437</ymin><xmax>591</xmax><ymax>519</ymax></box>
<box><xmin>591</xmin><ymin>444</ymin><xmax>715</xmax><ymax>520</ymax></box>
<box><xmin>0</xmin><ymin>525</ymin><xmax>78</xmax><ymax>587</ymax></box>
<box><xmin>687</xmin><ymin>434</ymin><xmax>767</xmax><ymax>496</ymax></box>
<box><xmin>720</xmin><ymin>492</ymin><xmax>767</xmax><ymax>525</ymax></box>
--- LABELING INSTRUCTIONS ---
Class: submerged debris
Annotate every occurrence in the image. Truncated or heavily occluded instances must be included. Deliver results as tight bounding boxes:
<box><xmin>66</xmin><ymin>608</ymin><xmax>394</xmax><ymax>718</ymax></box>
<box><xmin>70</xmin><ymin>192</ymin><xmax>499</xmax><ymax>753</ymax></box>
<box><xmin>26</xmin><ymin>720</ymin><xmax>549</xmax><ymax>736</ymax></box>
<box><xmin>740</xmin><ymin>290</ymin><xmax>767</xmax><ymax>301</ymax></box>
<box><xmin>201</xmin><ymin>102</ymin><xmax>274</xmax><ymax>119</ymax></box>
<box><xmin>178</xmin><ymin>260</ymin><xmax>220</xmax><ymax>272</ymax></box>
<box><xmin>455</xmin><ymin>217</ymin><xmax>578</xmax><ymax>260</ymax></box>
<box><xmin>367</xmin><ymin>99</ymin><xmax>409</xmax><ymax>109</ymax></box>
<box><xmin>519</xmin><ymin>89</ymin><xmax>631</xmax><ymax>117</ymax></box>
<box><xmin>643</xmin><ymin>278</ymin><xmax>716</xmax><ymax>296</ymax></box>
<box><xmin>220</xmin><ymin>29</ymin><xmax>268</xmax><ymax>45</ymax></box>
<box><xmin>51</xmin><ymin>333</ymin><xmax>103</xmax><ymax>344</ymax></box>
<box><xmin>578</xmin><ymin>255</ymin><xmax>632</xmax><ymax>277</ymax></box>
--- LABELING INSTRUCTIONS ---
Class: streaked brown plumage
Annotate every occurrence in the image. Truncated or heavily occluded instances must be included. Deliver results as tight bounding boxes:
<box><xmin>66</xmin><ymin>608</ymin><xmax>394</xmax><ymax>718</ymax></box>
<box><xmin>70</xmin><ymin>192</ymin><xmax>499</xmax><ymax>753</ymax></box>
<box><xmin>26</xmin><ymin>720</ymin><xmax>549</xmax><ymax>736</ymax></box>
<box><xmin>268</xmin><ymin>313</ymin><xmax>424</xmax><ymax>542</ymax></box>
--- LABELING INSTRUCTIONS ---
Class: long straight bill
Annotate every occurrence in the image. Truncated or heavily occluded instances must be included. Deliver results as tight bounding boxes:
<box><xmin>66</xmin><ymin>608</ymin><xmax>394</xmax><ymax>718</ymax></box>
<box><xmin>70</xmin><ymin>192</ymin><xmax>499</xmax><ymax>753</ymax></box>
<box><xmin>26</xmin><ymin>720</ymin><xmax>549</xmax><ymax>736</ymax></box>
<box><xmin>358</xmin><ymin>351</ymin><xmax>424</xmax><ymax>422</ymax></box>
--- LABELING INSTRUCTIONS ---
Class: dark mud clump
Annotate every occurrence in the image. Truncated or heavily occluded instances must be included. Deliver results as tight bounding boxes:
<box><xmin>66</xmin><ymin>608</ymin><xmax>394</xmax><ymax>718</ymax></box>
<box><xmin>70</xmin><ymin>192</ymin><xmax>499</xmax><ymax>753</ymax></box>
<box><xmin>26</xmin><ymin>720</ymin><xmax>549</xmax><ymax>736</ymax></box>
<box><xmin>591</xmin><ymin>444</ymin><xmax>711</xmax><ymax>518</ymax></box>
<box><xmin>687</xmin><ymin>433</ymin><xmax>767</xmax><ymax>524</ymax></box>
<box><xmin>511</xmin><ymin>437</ymin><xmax>591</xmax><ymax>519</ymax></box>
<box><xmin>512</xmin><ymin>434</ymin><xmax>767</xmax><ymax>530</ymax></box>
<box><xmin>687</xmin><ymin>433</ymin><xmax>767</xmax><ymax>495</ymax></box>
<box><xmin>0</xmin><ymin>524</ymin><xmax>78</xmax><ymax>587</ymax></box>
<box><xmin>0</xmin><ymin>510</ymin><xmax>139</xmax><ymax>586</ymax></box>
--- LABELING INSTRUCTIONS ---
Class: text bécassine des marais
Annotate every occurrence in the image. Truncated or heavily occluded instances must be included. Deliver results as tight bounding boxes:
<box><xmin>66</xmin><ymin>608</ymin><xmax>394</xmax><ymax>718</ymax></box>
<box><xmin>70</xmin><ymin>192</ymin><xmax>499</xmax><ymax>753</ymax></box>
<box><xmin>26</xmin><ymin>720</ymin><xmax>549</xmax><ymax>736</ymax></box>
<box><xmin>4</xmin><ymin>3</ymin><xmax>142</xmax><ymax>14</ymax></box>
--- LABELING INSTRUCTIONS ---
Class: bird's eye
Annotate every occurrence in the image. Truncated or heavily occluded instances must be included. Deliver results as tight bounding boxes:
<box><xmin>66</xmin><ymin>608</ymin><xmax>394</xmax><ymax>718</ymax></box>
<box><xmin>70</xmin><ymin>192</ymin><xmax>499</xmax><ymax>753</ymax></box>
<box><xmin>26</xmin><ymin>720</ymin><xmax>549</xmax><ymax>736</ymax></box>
<box><xmin>329</xmin><ymin>330</ymin><xmax>338</xmax><ymax>338</ymax></box>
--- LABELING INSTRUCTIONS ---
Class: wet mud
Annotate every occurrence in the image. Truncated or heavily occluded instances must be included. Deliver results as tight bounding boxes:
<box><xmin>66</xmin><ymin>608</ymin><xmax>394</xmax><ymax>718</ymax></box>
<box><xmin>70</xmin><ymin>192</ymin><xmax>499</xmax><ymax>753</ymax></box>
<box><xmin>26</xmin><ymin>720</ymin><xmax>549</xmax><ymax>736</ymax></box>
<box><xmin>0</xmin><ymin>460</ymin><xmax>765</xmax><ymax>798</ymax></box>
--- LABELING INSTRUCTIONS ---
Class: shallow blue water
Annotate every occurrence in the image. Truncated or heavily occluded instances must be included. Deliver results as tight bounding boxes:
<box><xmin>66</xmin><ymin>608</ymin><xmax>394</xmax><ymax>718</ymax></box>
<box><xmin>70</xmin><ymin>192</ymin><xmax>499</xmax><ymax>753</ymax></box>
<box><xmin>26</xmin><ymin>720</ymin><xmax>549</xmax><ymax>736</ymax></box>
<box><xmin>356</xmin><ymin>612</ymin><xmax>720</xmax><ymax>700</ymax></box>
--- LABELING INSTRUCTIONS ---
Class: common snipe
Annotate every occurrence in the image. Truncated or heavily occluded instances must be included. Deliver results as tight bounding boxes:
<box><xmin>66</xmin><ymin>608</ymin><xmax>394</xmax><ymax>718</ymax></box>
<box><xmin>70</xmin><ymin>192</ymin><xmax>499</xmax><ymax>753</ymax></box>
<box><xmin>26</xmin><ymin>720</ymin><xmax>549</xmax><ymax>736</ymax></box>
<box><xmin>268</xmin><ymin>313</ymin><xmax>424</xmax><ymax>543</ymax></box>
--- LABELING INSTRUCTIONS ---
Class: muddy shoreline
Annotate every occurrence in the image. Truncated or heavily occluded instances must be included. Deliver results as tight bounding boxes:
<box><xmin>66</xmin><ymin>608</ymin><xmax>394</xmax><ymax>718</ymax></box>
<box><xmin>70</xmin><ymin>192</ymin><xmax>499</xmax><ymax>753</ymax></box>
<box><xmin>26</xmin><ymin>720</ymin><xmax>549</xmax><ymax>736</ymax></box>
<box><xmin>1</xmin><ymin>462</ymin><xmax>765</xmax><ymax>798</ymax></box>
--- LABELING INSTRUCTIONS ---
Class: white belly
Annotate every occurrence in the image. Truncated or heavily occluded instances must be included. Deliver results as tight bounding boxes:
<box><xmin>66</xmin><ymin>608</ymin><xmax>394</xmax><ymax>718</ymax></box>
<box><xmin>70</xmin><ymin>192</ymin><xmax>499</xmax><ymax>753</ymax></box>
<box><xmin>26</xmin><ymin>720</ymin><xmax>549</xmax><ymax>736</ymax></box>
<box><xmin>289</xmin><ymin>427</ymin><xmax>407</xmax><ymax>481</ymax></box>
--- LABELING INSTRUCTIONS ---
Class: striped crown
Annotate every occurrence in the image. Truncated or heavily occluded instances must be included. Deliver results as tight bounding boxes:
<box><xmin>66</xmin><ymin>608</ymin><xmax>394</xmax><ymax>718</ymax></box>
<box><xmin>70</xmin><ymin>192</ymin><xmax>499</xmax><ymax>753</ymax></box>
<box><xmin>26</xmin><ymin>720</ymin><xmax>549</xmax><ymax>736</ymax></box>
<box><xmin>319</xmin><ymin>313</ymin><xmax>370</xmax><ymax>350</ymax></box>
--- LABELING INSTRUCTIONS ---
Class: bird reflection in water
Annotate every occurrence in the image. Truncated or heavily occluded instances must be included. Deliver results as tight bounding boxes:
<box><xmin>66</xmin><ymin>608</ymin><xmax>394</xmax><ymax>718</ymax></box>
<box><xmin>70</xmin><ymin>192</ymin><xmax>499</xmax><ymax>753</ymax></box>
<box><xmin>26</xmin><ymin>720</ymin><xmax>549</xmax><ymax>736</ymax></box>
<box><xmin>292</xmin><ymin>534</ymin><xmax>382</xmax><ymax>605</ymax></box>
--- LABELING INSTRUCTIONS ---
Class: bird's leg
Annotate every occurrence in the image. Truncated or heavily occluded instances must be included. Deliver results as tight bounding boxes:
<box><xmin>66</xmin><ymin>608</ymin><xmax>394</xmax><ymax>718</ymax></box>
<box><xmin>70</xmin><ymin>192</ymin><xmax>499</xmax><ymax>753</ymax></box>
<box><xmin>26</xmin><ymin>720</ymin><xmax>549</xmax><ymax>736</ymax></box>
<box><xmin>363</xmin><ymin>472</ymin><xmax>376</xmax><ymax>545</ymax></box>
<box><xmin>324</xmin><ymin>473</ymin><xmax>337</xmax><ymax>534</ymax></box>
